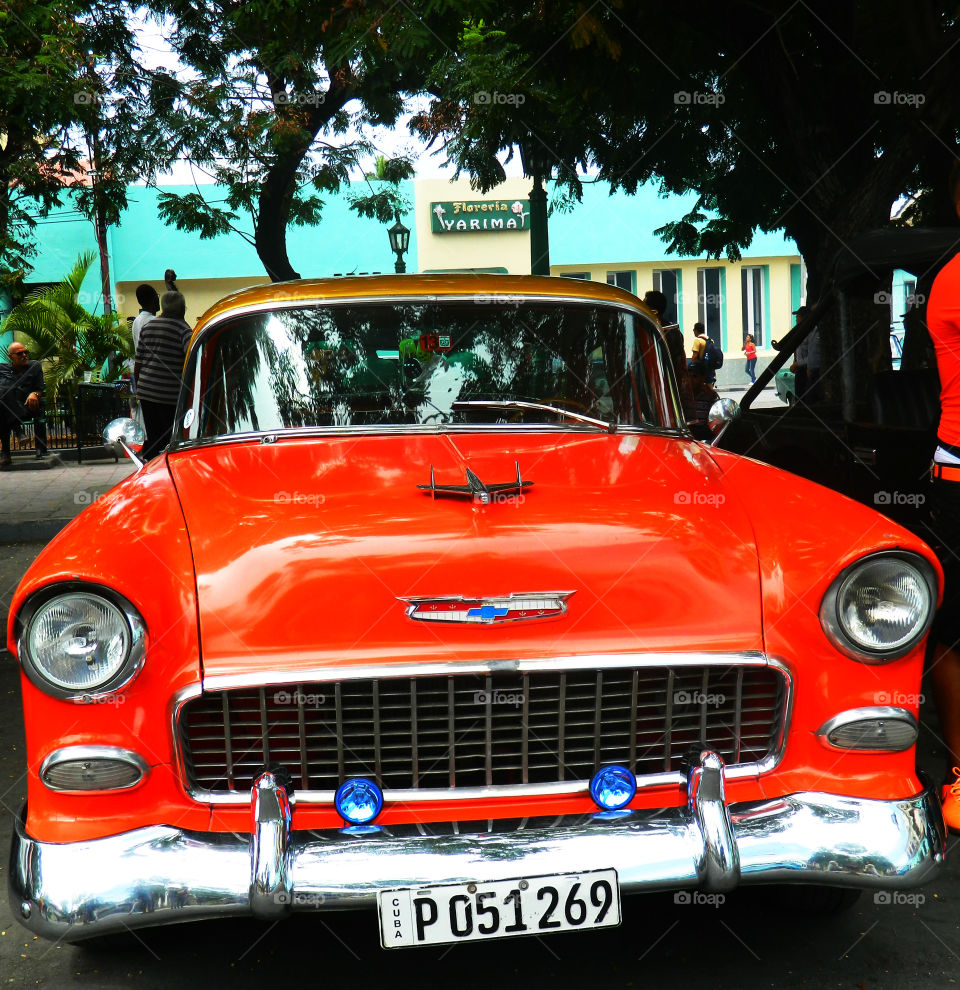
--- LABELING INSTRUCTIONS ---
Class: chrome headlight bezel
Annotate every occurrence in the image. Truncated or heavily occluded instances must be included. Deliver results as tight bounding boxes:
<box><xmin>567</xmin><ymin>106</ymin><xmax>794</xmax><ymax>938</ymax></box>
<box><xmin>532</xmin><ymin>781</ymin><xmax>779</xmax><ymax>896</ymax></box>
<box><xmin>820</xmin><ymin>551</ymin><xmax>938</xmax><ymax>663</ymax></box>
<box><xmin>15</xmin><ymin>584</ymin><xmax>146</xmax><ymax>701</ymax></box>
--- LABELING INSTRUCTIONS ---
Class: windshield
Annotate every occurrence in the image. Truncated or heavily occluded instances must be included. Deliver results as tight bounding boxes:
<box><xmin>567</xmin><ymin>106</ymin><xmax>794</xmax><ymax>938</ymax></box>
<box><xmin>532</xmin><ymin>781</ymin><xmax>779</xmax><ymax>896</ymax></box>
<box><xmin>178</xmin><ymin>299</ymin><xmax>681</xmax><ymax>441</ymax></box>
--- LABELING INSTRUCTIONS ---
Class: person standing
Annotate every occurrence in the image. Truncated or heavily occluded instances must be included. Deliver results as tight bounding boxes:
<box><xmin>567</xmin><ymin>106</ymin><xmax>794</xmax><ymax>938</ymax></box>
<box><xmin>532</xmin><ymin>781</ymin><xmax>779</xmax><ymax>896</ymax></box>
<box><xmin>135</xmin><ymin>291</ymin><xmax>192</xmax><ymax>460</ymax></box>
<box><xmin>644</xmin><ymin>290</ymin><xmax>695</xmax><ymax>421</ymax></box>
<box><xmin>790</xmin><ymin>306</ymin><xmax>810</xmax><ymax>395</ymax></box>
<box><xmin>0</xmin><ymin>342</ymin><xmax>44</xmax><ymax>467</ymax></box>
<box><xmin>131</xmin><ymin>284</ymin><xmax>160</xmax><ymax>355</ymax></box>
<box><xmin>742</xmin><ymin>333</ymin><xmax>757</xmax><ymax>384</ymax></box>
<box><xmin>925</xmin><ymin>159</ymin><xmax>960</xmax><ymax>830</ymax></box>
<box><xmin>689</xmin><ymin>322</ymin><xmax>708</xmax><ymax>366</ymax></box>
<box><xmin>790</xmin><ymin>305</ymin><xmax>821</xmax><ymax>401</ymax></box>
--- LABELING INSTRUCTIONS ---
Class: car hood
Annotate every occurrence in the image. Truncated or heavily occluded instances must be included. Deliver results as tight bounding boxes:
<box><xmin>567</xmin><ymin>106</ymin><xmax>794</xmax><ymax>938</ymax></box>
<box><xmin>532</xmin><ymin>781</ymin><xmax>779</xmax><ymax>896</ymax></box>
<box><xmin>167</xmin><ymin>432</ymin><xmax>763</xmax><ymax>680</ymax></box>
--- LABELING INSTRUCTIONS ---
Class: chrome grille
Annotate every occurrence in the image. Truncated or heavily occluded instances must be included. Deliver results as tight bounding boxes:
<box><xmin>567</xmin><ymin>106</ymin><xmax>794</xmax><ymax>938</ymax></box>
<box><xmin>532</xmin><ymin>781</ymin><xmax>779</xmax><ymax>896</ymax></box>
<box><xmin>179</xmin><ymin>664</ymin><xmax>787</xmax><ymax>795</ymax></box>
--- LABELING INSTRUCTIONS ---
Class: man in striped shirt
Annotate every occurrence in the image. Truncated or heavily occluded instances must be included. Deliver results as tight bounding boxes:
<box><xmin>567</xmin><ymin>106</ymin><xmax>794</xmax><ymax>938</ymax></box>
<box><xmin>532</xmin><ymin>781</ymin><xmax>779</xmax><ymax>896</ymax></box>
<box><xmin>134</xmin><ymin>291</ymin><xmax>192</xmax><ymax>460</ymax></box>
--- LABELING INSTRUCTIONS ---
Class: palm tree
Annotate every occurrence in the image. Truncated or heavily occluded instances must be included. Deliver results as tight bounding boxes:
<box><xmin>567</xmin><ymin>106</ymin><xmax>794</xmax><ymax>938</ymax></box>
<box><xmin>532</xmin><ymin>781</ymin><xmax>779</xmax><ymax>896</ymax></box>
<box><xmin>5</xmin><ymin>251</ymin><xmax>133</xmax><ymax>404</ymax></box>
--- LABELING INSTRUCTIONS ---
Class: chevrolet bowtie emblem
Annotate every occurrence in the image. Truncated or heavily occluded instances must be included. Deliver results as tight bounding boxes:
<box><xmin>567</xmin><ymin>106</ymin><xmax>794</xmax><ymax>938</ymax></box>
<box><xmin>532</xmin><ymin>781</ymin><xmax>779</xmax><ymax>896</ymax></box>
<box><xmin>418</xmin><ymin>462</ymin><xmax>533</xmax><ymax>505</ymax></box>
<box><xmin>400</xmin><ymin>592</ymin><xmax>575</xmax><ymax>624</ymax></box>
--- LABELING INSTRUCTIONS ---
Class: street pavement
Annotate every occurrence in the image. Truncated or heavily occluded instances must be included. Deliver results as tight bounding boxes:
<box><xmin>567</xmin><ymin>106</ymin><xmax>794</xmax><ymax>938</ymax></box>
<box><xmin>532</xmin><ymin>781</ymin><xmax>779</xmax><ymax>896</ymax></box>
<box><xmin>0</xmin><ymin>456</ymin><xmax>135</xmax><ymax>540</ymax></box>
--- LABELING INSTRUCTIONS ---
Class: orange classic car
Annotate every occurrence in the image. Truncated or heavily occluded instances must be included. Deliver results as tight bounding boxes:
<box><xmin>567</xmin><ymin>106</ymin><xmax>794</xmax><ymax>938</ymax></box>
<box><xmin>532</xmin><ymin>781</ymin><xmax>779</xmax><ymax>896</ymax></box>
<box><xmin>7</xmin><ymin>275</ymin><xmax>946</xmax><ymax>947</ymax></box>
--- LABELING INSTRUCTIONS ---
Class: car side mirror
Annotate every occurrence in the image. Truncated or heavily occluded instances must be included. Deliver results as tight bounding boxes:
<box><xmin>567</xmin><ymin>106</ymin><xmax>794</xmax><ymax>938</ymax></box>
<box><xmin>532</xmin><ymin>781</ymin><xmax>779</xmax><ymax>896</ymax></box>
<box><xmin>708</xmin><ymin>398</ymin><xmax>740</xmax><ymax>439</ymax></box>
<box><xmin>103</xmin><ymin>417</ymin><xmax>146</xmax><ymax>468</ymax></box>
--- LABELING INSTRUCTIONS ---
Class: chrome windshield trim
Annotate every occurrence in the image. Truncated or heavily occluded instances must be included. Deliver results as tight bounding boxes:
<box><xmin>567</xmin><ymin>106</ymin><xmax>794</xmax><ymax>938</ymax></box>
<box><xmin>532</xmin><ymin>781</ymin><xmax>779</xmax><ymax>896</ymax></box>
<box><xmin>168</xmin><ymin>423</ymin><xmax>689</xmax><ymax>455</ymax></box>
<box><xmin>199</xmin><ymin>651</ymin><xmax>771</xmax><ymax>692</ymax></box>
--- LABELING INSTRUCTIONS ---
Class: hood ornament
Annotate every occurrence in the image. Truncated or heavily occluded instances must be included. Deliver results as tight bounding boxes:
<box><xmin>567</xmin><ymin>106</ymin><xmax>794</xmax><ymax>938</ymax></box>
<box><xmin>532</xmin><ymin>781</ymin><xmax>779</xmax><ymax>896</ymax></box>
<box><xmin>418</xmin><ymin>462</ymin><xmax>533</xmax><ymax>505</ymax></box>
<box><xmin>400</xmin><ymin>592</ymin><xmax>575</xmax><ymax>624</ymax></box>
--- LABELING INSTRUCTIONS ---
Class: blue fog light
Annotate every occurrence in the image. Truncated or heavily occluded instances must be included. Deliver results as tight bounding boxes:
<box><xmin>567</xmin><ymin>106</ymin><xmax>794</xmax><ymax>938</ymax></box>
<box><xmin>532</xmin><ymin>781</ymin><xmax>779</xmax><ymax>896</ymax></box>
<box><xmin>590</xmin><ymin>765</ymin><xmax>636</xmax><ymax>811</ymax></box>
<box><xmin>334</xmin><ymin>778</ymin><xmax>383</xmax><ymax>825</ymax></box>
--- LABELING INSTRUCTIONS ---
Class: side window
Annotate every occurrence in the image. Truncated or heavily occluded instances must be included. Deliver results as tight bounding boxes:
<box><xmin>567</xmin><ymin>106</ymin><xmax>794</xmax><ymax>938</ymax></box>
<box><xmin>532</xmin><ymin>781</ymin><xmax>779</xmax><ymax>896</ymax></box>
<box><xmin>606</xmin><ymin>271</ymin><xmax>635</xmax><ymax>294</ymax></box>
<box><xmin>741</xmin><ymin>266</ymin><xmax>766</xmax><ymax>346</ymax></box>
<box><xmin>697</xmin><ymin>268</ymin><xmax>724</xmax><ymax>348</ymax></box>
<box><xmin>652</xmin><ymin>269</ymin><xmax>681</xmax><ymax>325</ymax></box>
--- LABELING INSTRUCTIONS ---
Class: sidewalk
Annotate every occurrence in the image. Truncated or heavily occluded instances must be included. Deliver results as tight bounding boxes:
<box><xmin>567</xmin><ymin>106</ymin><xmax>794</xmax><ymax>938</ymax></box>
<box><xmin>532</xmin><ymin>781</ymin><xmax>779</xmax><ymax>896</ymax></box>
<box><xmin>0</xmin><ymin>456</ymin><xmax>136</xmax><ymax>541</ymax></box>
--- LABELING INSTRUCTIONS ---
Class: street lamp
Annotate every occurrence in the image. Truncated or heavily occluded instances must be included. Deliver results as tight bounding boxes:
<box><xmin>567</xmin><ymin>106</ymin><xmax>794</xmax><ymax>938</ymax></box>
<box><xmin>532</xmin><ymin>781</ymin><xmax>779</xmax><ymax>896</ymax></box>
<box><xmin>519</xmin><ymin>132</ymin><xmax>552</xmax><ymax>277</ymax></box>
<box><xmin>388</xmin><ymin>217</ymin><xmax>411</xmax><ymax>274</ymax></box>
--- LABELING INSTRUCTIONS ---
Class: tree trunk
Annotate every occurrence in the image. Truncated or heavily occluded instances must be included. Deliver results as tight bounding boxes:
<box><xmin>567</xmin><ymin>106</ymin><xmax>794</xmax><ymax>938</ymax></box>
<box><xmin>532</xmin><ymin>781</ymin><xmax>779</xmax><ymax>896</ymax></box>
<box><xmin>253</xmin><ymin>85</ymin><xmax>351</xmax><ymax>283</ymax></box>
<box><xmin>255</xmin><ymin>147</ymin><xmax>306</xmax><ymax>282</ymax></box>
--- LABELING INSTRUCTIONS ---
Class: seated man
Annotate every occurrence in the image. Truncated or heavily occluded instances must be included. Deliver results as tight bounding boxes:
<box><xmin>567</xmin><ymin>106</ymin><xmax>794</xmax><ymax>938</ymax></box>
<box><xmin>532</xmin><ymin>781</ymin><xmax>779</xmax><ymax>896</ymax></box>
<box><xmin>0</xmin><ymin>342</ymin><xmax>43</xmax><ymax>467</ymax></box>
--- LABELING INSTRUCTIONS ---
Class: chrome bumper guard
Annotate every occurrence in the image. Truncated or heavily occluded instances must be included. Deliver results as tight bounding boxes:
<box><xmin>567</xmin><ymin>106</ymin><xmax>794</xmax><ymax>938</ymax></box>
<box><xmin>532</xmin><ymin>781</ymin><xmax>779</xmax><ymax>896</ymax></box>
<box><xmin>9</xmin><ymin>751</ymin><xmax>945</xmax><ymax>942</ymax></box>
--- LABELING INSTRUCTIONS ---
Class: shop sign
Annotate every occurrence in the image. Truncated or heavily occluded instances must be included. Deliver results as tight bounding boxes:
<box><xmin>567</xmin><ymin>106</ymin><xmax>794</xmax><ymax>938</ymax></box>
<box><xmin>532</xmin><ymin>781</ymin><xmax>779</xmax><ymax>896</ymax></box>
<box><xmin>430</xmin><ymin>200</ymin><xmax>530</xmax><ymax>233</ymax></box>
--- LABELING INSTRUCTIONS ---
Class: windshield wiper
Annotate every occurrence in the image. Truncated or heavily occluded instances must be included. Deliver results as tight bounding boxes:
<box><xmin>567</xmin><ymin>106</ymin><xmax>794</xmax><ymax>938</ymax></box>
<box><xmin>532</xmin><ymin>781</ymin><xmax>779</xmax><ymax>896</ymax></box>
<box><xmin>452</xmin><ymin>399</ymin><xmax>617</xmax><ymax>433</ymax></box>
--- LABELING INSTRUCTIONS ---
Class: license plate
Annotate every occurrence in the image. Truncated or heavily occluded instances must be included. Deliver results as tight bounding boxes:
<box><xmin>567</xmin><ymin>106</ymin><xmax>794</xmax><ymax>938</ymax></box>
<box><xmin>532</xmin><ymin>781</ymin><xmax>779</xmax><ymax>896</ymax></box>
<box><xmin>378</xmin><ymin>868</ymin><xmax>620</xmax><ymax>948</ymax></box>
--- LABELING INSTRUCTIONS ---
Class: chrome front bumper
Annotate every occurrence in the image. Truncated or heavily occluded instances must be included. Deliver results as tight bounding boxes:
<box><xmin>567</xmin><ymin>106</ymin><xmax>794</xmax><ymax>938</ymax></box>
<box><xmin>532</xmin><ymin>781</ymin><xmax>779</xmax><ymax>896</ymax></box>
<box><xmin>9</xmin><ymin>751</ymin><xmax>946</xmax><ymax>942</ymax></box>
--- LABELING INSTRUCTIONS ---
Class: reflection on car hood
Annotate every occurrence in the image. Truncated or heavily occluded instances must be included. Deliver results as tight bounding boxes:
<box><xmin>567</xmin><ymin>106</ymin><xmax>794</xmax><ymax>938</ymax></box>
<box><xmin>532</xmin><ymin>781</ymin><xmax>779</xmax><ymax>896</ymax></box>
<box><xmin>167</xmin><ymin>433</ymin><xmax>763</xmax><ymax>680</ymax></box>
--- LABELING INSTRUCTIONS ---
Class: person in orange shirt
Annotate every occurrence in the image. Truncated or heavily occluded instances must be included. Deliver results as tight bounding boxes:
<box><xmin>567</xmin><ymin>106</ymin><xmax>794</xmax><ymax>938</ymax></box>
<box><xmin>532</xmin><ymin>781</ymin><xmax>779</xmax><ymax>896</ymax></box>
<box><xmin>925</xmin><ymin>159</ymin><xmax>960</xmax><ymax>830</ymax></box>
<box><xmin>742</xmin><ymin>333</ymin><xmax>757</xmax><ymax>384</ymax></box>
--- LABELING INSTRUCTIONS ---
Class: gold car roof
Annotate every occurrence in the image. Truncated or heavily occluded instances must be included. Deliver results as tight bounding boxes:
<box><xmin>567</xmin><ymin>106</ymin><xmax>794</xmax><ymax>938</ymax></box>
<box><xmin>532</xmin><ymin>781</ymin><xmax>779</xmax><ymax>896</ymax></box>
<box><xmin>191</xmin><ymin>274</ymin><xmax>656</xmax><ymax>348</ymax></box>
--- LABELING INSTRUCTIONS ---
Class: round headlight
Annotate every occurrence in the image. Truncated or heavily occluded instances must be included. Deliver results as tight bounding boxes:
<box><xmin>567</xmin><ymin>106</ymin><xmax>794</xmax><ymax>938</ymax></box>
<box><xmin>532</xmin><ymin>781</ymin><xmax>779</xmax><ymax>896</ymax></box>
<box><xmin>19</xmin><ymin>589</ymin><xmax>145</xmax><ymax>698</ymax></box>
<box><xmin>821</xmin><ymin>553</ymin><xmax>937</xmax><ymax>662</ymax></box>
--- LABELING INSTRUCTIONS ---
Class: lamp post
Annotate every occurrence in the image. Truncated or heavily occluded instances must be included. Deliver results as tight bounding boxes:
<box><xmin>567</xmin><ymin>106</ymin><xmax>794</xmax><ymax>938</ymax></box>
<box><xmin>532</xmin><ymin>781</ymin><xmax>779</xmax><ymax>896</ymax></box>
<box><xmin>519</xmin><ymin>133</ymin><xmax>551</xmax><ymax>277</ymax></box>
<box><xmin>388</xmin><ymin>218</ymin><xmax>411</xmax><ymax>274</ymax></box>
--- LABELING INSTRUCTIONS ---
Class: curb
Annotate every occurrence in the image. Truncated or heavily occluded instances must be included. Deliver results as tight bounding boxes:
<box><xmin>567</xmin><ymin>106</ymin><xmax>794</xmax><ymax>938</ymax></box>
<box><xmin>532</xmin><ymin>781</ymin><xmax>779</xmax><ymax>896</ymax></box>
<box><xmin>0</xmin><ymin>520</ymin><xmax>72</xmax><ymax>543</ymax></box>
